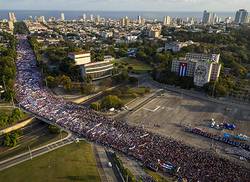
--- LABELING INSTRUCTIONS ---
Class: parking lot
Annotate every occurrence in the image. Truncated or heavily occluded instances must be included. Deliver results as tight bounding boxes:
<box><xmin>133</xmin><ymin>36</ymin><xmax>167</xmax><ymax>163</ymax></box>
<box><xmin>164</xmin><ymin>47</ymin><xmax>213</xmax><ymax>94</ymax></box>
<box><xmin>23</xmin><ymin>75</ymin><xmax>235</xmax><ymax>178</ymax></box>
<box><xmin>125</xmin><ymin>90</ymin><xmax>250</xmax><ymax>167</ymax></box>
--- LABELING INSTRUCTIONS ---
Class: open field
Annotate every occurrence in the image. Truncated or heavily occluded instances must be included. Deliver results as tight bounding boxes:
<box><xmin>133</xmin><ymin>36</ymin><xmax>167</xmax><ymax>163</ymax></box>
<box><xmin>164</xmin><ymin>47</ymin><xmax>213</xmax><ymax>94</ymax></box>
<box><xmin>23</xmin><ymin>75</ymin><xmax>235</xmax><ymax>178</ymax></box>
<box><xmin>114</xmin><ymin>58</ymin><xmax>153</xmax><ymax>73</ymax></box>
<box><xmin>0</xmin><ymin>120</ymin><xmax>67</xmax><ymax>161</ymax></box>
<box><xmin>125</xmin><ymin>90</ymin><xmax>250</xmax><ymax>167</ymax></box>
<box><xmin>0</xmin><ymin>141</ymin><xmax>101</xmax><ymax>182</ymax></box>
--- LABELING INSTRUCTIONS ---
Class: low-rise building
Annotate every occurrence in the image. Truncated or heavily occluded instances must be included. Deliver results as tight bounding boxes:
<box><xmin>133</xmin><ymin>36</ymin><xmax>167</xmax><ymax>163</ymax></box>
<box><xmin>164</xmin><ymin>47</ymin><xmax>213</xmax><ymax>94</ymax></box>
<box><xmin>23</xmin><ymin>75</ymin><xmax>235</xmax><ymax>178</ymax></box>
<box><xmin>68</xmin><ymin>51</ymin><xmax>91</xmax><ymax>66</ymax></box>
<box><xmin>83</xmin><ymin>60</ymin><xmax>114</xmax><ymax>80</ymax></box>
<box><xmin>68</xmin><ymin>52</ymin><xmax>114</xmax><ymax>80</ymax></box>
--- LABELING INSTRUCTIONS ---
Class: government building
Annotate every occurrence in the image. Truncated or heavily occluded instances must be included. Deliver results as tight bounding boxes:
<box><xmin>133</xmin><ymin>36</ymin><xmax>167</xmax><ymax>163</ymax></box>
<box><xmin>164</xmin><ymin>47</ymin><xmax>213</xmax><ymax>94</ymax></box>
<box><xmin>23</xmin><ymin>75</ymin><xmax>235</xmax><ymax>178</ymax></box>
<box><xmin>68</xmin><ymin>52</ymin><xmax>114</xmax><ymax>81</ymax></box>
<box><xmin>171</xmin><ymin>53</ymin><xmax>221</xmax><ymax>87</ymax></box>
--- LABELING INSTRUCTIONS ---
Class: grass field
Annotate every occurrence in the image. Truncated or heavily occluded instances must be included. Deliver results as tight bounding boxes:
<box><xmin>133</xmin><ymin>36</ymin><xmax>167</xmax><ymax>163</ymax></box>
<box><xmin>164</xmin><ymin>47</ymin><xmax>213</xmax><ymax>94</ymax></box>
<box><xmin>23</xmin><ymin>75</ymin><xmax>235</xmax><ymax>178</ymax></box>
<box><xmin>114</xmin><ymin>57</ymin><xmax>152</xmax><ymax>73</ymax></box>
<box><xmin>144</xmin><ymin>168</ymin><xmax>174</xmax><ymax>182</ymax></box>
<box><xmin>0</xmin><ymin>141</ymin><xmax>101</xmax><ymax>182</ymax></box>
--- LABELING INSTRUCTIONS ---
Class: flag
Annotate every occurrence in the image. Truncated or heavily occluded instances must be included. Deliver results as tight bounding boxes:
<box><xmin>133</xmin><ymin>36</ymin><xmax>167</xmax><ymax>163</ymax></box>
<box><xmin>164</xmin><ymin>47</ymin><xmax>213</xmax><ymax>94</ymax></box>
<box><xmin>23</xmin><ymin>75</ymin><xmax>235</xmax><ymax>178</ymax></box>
<box><xmin>179</xmin><ymin>63</ymin><xmax>187</xmax><ymax>77</ymax></box>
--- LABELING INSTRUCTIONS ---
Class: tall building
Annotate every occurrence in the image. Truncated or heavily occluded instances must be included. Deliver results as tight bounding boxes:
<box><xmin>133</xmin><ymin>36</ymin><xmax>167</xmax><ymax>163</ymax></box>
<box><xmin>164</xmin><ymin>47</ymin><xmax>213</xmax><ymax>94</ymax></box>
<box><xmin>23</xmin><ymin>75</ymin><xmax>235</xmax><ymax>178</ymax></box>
<box><xmin>138</xmin><ymin>16</ymin><xmax>142</xmax><ymax>24</ymax></box>
<box><xmin>60</xmin><ymin>13</ymin><xmax>65</xmax><ymax>21</ymax></box>
<box><xmin>163</xmin><ymin>16</ymin><xmax>171</xmax><ymax>26</ymax></box>
<box><xmin>96</xmin><ymin>15</ymin><xmax>100</xmax><ymax>23</ymax></box>
<box><xmin>90</xmin><ymin>14</ymin><xmax>94</xmax><ymax>22</ymax></box>
<box><xmin>202</xmin><ymin>10</ymin><xmax>217</xmax><ymax>25</ymax></box>
<box><xmin>83</xmin><ymin>13</ymin><xmax>86</xmax><ymax>22</ymax></box>
<box><xmin>171</xmin><ymin>53</ymin><xmax>221</xmax><ymax>87</ymax></box>
<box><xmin>120</xmin><ymin>16</ymin><xmax>130</xmax><ymax>27</ymax></box>
<box><xmin>235</xmin><ymin>9</ymin><xmax>248</xmax><ymax>24</ymax></box>
<box><xmin>8</xmin><ymin>12</ymin><xmax>17</xmax><ymax>22</ymax></box>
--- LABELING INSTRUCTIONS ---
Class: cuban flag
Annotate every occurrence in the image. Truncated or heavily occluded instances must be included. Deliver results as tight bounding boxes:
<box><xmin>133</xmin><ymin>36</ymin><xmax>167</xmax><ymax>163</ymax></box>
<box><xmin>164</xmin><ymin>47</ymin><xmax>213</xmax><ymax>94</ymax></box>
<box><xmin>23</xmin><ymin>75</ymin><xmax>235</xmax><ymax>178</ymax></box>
<box><xmin>179</xmin><ymin>63</ymin><xmax>187</xmax><ymax>77</ymax></box>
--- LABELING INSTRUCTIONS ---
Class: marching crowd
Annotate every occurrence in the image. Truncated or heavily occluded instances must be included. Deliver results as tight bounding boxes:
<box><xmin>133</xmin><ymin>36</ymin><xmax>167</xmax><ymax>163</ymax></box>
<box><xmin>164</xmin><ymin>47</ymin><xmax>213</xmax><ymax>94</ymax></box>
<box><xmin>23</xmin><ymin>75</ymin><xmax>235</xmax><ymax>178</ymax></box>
<box><xmin>15</xmin><ymin>35</ymin><xmax>250</xmax><ymax>182</ymax></box>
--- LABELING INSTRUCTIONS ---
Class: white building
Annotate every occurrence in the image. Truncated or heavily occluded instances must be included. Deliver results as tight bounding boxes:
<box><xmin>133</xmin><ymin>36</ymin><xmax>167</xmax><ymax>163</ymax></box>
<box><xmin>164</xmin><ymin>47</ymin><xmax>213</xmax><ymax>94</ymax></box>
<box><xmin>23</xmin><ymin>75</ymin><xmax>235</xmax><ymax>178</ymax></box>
<box><xmin>163</xmin><ymin>16</ymin><xmax>171</xmax><ymax>26</ymax></box>
<box><xmin>68</xmin><ymin>52</ymin><xmax>114</xmax><ymax>80</ymax></box>
<box><xmin>68</xmin><ymin>52</ymin><xmax>91</xmax><ymax>66</ymax></box>
<box><xmin>8</xmin><ymin>12</ymin><xmax>16</xmax><ymax>22</ymax></box>
<box><xmin>60</xmin><ymin>13</ymin><xmax>65</xmax><ymax>21</ymax></box>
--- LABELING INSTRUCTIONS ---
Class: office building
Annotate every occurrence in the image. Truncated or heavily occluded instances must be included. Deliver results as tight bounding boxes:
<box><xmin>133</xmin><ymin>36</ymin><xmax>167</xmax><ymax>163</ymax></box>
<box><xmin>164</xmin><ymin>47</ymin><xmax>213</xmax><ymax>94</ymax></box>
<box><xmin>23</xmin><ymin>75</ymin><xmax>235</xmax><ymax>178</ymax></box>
<box><xmin>60</xmin><ymin>13</ymin><xmax>65</xmax><ymax>21</ymax></box>
<box><xmin>171</xmin><ymin>53</ymin><xmax>221</xmax><ymax>87</ymax></box>
<box><xmin>83</xmin><ymin>14</ymin><xmax>86</xmax><ymax>22</ymax></box>
<box><xmin>163</xmin><ymin>16</ymin><xmax>171</xmax><ymax>26</ymax></box>
<box><xmin>235</xmin><ymin>9</ymin><xmax>248</xmax><ymax>24</ymax></box>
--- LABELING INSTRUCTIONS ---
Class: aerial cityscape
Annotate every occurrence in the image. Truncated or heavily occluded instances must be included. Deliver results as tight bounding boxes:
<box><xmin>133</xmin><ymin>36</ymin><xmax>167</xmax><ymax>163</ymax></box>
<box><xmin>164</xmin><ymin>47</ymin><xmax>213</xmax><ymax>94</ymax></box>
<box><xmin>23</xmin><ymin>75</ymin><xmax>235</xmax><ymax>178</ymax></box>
<box><xmin>0</xmin><ymin>0</ymin><xmax>250</xmax><ymax>182</ymax></box>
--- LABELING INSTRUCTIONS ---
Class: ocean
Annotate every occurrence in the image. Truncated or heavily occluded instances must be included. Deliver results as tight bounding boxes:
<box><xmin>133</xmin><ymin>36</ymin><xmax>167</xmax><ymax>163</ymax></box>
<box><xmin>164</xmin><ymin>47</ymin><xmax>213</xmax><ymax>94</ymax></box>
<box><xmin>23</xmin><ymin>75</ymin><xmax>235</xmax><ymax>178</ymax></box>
<box><xmin>0</xmin><ymin>10</ymin><xmax>235</xmax><ymax>21</ymax></box>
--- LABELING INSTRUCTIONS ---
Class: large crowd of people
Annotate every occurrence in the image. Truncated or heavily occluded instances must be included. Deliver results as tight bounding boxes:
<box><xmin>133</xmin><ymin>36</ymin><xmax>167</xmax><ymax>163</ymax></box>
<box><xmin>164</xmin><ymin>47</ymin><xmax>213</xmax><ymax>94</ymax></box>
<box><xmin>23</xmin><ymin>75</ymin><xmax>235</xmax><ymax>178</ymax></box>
<box><xmin>15</xmin><ymin>35</ymin><xmax>250</xmax><ymax>182</ymax></box>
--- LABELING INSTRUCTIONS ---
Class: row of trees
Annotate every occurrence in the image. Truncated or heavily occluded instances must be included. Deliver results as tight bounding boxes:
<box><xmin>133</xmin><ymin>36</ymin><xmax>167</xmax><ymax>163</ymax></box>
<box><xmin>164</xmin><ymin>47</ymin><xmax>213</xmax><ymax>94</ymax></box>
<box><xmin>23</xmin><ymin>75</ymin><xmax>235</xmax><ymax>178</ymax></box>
<box><xmin>3</xmin><ymin>130</ymin><xmax>22</xmax><ymax>147</ymax></box>
<box><xmin>0</xmin><ymin>32</ymin><xmax>17</xmax><ymax>102</ymax></box>
<box><xmin>0</xmin><ymin>108</ymin><xmax>25</xmax><ymax>129</ymax></box>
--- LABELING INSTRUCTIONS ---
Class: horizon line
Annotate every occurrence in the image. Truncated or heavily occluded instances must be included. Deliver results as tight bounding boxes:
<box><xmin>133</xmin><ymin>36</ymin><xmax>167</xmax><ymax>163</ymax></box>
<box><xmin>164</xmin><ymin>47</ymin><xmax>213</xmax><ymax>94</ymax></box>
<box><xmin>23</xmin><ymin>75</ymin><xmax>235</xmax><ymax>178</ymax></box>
<box><xmin>0</xmin><ymin>9</ymin><xmax>236</xmax><ymax>13</ymax></box>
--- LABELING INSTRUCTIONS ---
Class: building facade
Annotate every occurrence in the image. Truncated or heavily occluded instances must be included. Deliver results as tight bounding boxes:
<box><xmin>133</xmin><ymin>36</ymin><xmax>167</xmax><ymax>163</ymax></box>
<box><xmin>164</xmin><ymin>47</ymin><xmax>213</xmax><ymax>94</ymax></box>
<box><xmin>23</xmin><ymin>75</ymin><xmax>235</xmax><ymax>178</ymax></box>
<box><xmin>235</xmin><ymin>9</ymin><xmax>248</xmax><ymax>24</ymax></box>
<box><xmin>68</xmin><ymin>52</ymin><xmax>114</xmax><ymax>80</ymax></box>
<box><xmin>171</xmin><ymin>53</ymin><xmax>221</xmax><ymax>87</ymax></box>
<box><xmin>68</xmin><ymin>52</ymin><xmax>91</xmax><ymax>66</ymax></box>
<box><xmin>163</xmin><ymin>16</ymin><xmax>171</xmax><ymax>26</ymax></box>
<box><xmin>83</xmin><ymin>61</ymin><xmax>114</xmax><ymax>80</ymax></box>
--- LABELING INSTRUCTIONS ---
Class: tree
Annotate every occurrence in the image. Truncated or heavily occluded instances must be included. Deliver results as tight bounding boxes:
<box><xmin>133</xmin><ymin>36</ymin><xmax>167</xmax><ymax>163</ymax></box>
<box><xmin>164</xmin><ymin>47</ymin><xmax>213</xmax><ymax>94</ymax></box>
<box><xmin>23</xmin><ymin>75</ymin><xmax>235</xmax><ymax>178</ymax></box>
<box><xmin>58</xmin><ymin>75</ymin><xmax>72</xmax><ymax>91</ymax></box>
<box><xmin>48</xmin><ymin>125</ymin><xmax>60</xmax><ymax>134</ymax></box>
<box><xmin>81</xmin><ymin>83</ymin><xmax>95</xmax><ymax>95</ymax></box>
<box><xmin>101</xmin><ymin>95</ymin><xmax>123</xmax><ymax>109</ymax></box>
<box><xmin>46</xmin><ymin>76</ymin><xmax>57</xmax><ymax>88</ymax></box>
<box><xmin>90</xmin><ymin>102</ymin><xmax>101</xmax><ymax>111</ymax></box>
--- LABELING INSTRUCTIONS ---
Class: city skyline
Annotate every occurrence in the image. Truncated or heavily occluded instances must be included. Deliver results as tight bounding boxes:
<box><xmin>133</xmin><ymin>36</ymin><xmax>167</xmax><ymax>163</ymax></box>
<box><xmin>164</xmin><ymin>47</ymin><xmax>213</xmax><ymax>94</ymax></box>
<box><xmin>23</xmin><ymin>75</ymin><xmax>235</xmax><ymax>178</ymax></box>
<box><xmin>2</xmin><ymin>0</ymin><xmax>250</xmax><ymax>11</ymax></box>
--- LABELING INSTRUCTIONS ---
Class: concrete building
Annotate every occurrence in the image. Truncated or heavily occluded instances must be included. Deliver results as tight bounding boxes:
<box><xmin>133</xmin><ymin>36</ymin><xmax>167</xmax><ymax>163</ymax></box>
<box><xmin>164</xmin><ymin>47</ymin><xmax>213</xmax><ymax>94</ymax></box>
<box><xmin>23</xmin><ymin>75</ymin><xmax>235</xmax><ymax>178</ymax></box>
<box><xmin>83</xmin><ymin>61</ymin><xmax>114</xmax><ymax>80</ymax></box>
<box><xmin>235</xmin><ymin>9</ymin><xmax>248</xmax><ymax>24</ymax></box>
<box><xmin>36</xmin><ymin>16</ymin><xmax>46</xmax><ymax>23</ymax></box>
<box><xmin>171</xmin><ymin>53</ymin><xmax>221</xmax><ymax>87</ymax></box>
<box><xmin>90</xmin><ymin>14</ymin><xmax>94</xmax><ymax>22</ymax></box>
<box><xmin>60</xmin><ymin>13</ymin><xmax>65</xmax><ymax>21</ymax></box>
<box><xmin>8</xmin><ymin>21</ymin><xmax>14</xmax><ymax>31</ymax></box>
<box><xmin>202</xmin><ymin>10</ymin><xmax>217</xmax><ymax>25</ymax></box>
<box><xmin>138</xmin><ymin>16</ymin><xmax>142</xmax><ymax>24</ymax></box>
<box><xmin>163</xmin><ymin>16</ymin><xmax>171</xmax><ymax>26</ymax></box>
<box><xmin>68</xmin><ymin>52</ymin><xmax>114</xmax><ymax>80</ymax></box>
<box><xmin>68</xmin><ymin>51</ymin><xmax>91</xmax><ymax>66</ymax></box>
<box><xmin>8</xmin><ymin>12</ymin><xmax>16</xmax><ymax>22</ymax></box>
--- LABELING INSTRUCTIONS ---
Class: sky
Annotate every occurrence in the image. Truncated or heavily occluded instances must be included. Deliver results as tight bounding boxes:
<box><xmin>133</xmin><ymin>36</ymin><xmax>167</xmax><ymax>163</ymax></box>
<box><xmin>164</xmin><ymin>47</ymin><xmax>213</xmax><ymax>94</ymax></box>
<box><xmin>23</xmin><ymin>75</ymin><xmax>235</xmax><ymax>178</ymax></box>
<box><xmin>1</xmin><ymin>0</ymin><xmax>250</xmax><ymax>11</ymax></box>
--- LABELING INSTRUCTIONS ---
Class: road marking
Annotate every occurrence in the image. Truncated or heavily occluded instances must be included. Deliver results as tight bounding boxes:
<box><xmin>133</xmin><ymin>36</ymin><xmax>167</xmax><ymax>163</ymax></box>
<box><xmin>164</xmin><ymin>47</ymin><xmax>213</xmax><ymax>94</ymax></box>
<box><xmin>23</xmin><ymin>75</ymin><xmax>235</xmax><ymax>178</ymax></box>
<box><xmin>143</xmin><ymin>106</ymin><xmax>160</xmax><ymax>112</ymax></box>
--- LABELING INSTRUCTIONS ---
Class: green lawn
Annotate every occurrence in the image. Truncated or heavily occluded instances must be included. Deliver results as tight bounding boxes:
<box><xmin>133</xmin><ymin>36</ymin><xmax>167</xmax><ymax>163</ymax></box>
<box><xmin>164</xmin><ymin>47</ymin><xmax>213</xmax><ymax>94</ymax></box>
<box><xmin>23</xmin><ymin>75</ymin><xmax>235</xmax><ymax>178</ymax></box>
<box><xmin>114</xmin><ymin>57</ymin><xmax>153</xmax><ymax>73</ymax></box>
<box><xmin>0</xmin><ymin>141</ymin><xmax>101</xmax><ymax>182</ymax></box>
